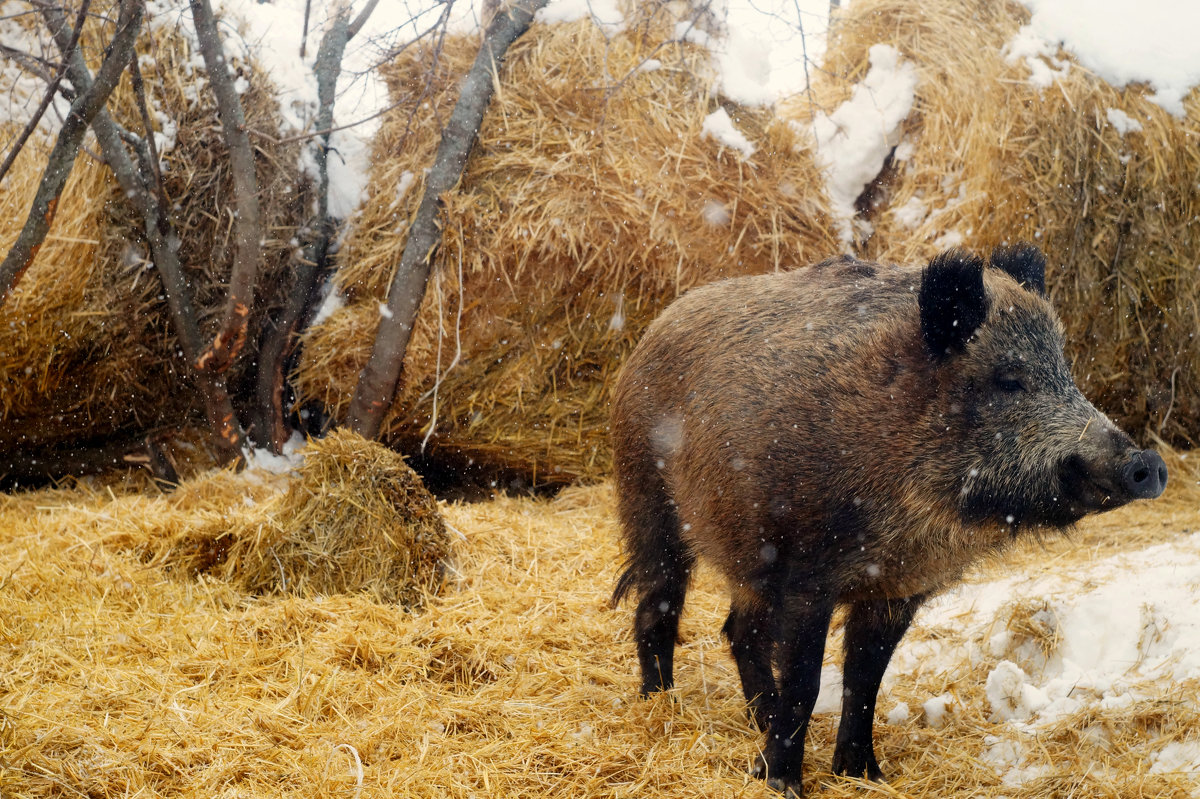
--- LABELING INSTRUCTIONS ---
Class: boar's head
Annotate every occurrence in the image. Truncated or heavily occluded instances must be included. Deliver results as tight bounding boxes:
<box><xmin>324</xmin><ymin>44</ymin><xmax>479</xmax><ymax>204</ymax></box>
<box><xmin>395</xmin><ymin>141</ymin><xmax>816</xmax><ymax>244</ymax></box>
<box><xmin>918</xmin><ymin>244</ymin><xmax>1167</xmax><ymax>530</ymax></box>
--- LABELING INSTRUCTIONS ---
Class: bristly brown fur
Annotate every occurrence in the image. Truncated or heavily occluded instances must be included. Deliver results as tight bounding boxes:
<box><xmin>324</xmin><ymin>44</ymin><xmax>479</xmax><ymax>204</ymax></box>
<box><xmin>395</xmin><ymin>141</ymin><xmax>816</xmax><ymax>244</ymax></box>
<box><xmin>610</xmin><ymin>245</ymin><xmax>1165</xmax><ymax>794</ymax></box>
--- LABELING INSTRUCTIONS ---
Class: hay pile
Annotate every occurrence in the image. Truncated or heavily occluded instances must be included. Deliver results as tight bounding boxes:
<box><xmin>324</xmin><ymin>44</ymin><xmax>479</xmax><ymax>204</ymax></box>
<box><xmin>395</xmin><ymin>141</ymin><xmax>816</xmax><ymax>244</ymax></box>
<box><xmin>0</xmin><ymin>3</ymin><xmax>304</xmax><ymax>458</ymax></box>
<box><xmin>803</xmin><ymin>0</ymin><xmax>1200</xmax><ymax>444</ymax></box>
<box><xmin>96</xmin><ymin>429</ymin><xmax>451</xmax><ymax>605</ymax></box>
<box><xmin>1</xmin><ymin>449</ymin><xmax>1198</xmax><ymax>796</ymax></box>
<box><xmin>296</xmin><ymin>4</ymin><xmax>839</xmax><ymax>486</ymax></box>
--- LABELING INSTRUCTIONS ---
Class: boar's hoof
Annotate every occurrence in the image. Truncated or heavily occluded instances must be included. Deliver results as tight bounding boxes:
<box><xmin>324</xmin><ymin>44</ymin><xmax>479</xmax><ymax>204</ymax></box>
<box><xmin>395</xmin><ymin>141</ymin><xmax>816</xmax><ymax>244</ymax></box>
<box><xmin>765</xmin><ymin>776</ymin><xmax>803</xmax><ymax>798</ymax></box>
<box><xmin>831</xmin><ymin>745</ymin><xmax>884</xmax><ymax>782</ymax></box>
<box><xmin>754</xmin><ymin>754</ymin><xmax>803</xmax><ymax>797</ymax></box>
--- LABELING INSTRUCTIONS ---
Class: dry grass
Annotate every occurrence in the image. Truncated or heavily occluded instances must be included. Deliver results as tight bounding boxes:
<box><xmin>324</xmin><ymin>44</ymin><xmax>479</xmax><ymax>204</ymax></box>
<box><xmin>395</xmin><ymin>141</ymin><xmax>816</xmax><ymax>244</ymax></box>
<box><xmin>1</xmin><ymin>446</ymin><xmax>1198</xmax><ymax>797</ymax></box>
<box><xmin>296</xmin><ymin>4</ymin><xmax>839</xmax><ymax>486</ymax></box>
<box><xmin>805</xmin><ymin>0</ymin><xmax>1200</xmax><ymax>445</ymax></box>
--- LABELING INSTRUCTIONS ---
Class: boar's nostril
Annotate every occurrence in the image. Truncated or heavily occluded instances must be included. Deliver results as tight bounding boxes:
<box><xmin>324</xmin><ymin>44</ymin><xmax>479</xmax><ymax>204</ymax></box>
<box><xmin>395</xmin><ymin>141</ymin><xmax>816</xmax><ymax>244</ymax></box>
<box><xmin>1121</xmin><ymin>450</ymin><xmax>1168</xmax><ymax>500</ymax></box>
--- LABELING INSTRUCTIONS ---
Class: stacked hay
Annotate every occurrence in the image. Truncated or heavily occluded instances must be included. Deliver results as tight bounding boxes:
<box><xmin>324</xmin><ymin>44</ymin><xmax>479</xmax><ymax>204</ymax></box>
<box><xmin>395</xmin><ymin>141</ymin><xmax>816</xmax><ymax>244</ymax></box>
<box><xmin>118</xmin><ymin>429</ymin><xmax>451</xmax><ymax>605</ymax></box>
<box><xmin>297</xmin><ymin>4</ymin><xmax>839</xmax><ymax>486</ymax></box>
<box><xmin>1</xmin><ymin>457</ymin><xmax>1199</xmax><ymax>796</ymax></box>
<box><xmin>803</xmin><ymin>0</ymin><xmax>1200</xmax><ymax>443</ymax></box>
<box><xmin>0</xmin><ymin>3</ymin><xmax>304</xmax><ymax>458</ymax></box>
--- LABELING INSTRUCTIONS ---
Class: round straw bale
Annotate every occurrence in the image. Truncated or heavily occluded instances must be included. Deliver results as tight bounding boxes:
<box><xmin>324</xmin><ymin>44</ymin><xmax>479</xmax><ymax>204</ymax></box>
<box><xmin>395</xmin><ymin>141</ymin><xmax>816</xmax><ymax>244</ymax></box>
<box><xmin>217</xmin><ymin>430</ymin><xmax>450</xmax><ymax>606</ymax></box>
<box><xmin>805</xmin><ymin>0</ymin><xmax>1200</xmax><ymax>444</ymax></box>
<box><xmin>296</xmin><ymin>5</ymin><xmax>840</xmax><ymax>487</ymax></box>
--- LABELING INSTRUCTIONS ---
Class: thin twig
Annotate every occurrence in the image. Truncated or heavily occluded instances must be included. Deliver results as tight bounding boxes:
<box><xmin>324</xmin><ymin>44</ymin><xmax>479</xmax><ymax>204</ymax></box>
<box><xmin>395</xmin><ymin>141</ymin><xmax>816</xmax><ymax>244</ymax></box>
<box><xmin>0</xmin><ymin>0</ymin><xmax>89</xmax><ymax>187</ymax></box>
<box><xmin>0</xmin><ymin>0</ymin><xmax>143</xmax><ymax>304</ymax></box>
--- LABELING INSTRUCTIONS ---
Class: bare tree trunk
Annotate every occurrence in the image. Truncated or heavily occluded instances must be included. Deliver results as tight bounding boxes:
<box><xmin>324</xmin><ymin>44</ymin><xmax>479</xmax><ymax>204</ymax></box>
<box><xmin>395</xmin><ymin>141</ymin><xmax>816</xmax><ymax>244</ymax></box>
<box><xmin>188</xmin><ymin>0</ymin><xmax>262</xmax><ymax>376</ymax></box>
<box><xmin>346</xmin><ymin>0</ymin><xmax>548</xmax><ymax>439</ymax></box>
<box><xmin>40</xmin><ymin>1</ymin><xmax>245</xmax><ymax>457</ymax></box>
<box><xmin>0</xmin><ymin>0</ymin><xmax>143</xmax><ymax>304</ymax></box>
<box><xmin>251</xmin><ymin>0</ymin><xmax>379</xmax><ymax>451</ymax></box>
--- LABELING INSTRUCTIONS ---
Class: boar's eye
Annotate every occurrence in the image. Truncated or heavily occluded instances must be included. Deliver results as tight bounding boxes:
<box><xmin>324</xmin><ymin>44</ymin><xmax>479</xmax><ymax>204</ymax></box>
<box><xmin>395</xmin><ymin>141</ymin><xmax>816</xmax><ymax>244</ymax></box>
<box><xmin>994</xmin><ymin>372</ymin><xmax>1026</xmax><ymax>393</ymax></box>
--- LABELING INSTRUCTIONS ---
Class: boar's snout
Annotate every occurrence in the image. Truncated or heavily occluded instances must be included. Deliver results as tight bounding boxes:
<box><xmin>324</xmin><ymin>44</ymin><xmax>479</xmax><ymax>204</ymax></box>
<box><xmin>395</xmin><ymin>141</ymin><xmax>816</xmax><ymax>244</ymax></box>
<box><xmin>1121</xmin><ymin>449</ymin><xmax>1168</xmax><ymax>500</ymax></box>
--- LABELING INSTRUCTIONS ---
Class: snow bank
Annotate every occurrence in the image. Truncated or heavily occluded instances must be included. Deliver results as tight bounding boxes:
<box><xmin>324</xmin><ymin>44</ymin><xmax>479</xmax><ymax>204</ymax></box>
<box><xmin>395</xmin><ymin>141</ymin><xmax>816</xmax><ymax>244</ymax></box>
<box><xmin>1011</xmin><ymin>0</ymin><xmax>1200</xmax><ymax>116</ymax></box>
<box><xmin>886</xmin><ymin>532</ymin><xmax>1200</xmax><ymax>740</ymax></box>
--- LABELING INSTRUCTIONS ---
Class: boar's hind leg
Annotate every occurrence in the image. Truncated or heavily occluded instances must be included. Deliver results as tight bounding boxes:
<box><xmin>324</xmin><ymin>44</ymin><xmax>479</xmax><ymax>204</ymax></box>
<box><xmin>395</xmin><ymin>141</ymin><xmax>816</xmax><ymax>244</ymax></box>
<box><xmin>760</xmin><ymin>591</ymin><xmax>837</xmax><ymax>797</ymax></box>
<box><xmin>723</xmin><ymin>601</ymin><xmax>777</xmax><ymax>729</ymax></box>
<box><xmin>832</xmin><ymin>595</ymin><xmax>926</xmax><ymax>781</ymax></box>
<box><xmin>613</xmin><ymin>478</ymin><xmax>695</xmax><ymax>695</ymax></box>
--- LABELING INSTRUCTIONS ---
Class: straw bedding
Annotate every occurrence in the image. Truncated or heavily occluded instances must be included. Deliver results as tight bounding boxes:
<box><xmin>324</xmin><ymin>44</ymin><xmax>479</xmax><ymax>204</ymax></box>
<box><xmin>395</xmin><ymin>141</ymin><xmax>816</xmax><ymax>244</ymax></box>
<box><xmin>1</xmin><ymin>446</ymin><xmax>1197</xmax><ymax>796</ymax></box>
<box><xmin>295</xmin><ymin>5</ymin><xmax>839</xmax><ymax>487</ymax></box>
<box><xmin>804</xmin><ymin>0</ymin><xmax>1200</xmax><ymax>445</ymax></box>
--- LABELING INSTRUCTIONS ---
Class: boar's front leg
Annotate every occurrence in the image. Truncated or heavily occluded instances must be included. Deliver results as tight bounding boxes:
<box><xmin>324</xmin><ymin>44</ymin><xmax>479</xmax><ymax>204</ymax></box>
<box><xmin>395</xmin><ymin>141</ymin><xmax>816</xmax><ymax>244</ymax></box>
<box><xmin>832</xmin><ymin>595</ymin><xmax>926</xmax><ymax>781</ymax></box>
<box><xmin>760</xmin><ymin>589</ymin><xmax>836</xmax><ymax>797</ymax></box>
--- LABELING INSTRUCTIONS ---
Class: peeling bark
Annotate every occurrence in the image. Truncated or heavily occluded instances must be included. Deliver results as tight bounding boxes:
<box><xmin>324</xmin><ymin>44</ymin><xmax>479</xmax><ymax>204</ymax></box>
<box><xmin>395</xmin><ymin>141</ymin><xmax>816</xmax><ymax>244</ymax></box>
<box><xmin>346</xmin><ymin>0</ymin><xmax>549</xmax><ymax>439</ymax></box>
<box><xmin>188</xmin><ymin>0</ymin><xmax>262</xmax><ymax>376</ymax></box>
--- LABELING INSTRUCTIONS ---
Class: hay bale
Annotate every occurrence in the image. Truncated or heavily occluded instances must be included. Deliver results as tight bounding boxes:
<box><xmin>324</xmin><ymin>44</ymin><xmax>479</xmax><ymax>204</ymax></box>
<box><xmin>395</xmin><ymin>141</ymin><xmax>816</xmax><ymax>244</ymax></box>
<box><xmin>139</xmin><ymin>429</ymin><xmax>450</xmax><ymax>605</ymax></box>
<box><xmin>0</xmin><ymin>9</ymin><xmax>305</xmax><ymax>457</ymax></box>
<box><xmin>805</xmin><ymin>0</ymin><xmax>1200</xmax><ymax>443</ymax></box>
<box><xmin>296</xmin><ymin>5</ymin><xmax>839</xmax><ymax>486</ymax></box>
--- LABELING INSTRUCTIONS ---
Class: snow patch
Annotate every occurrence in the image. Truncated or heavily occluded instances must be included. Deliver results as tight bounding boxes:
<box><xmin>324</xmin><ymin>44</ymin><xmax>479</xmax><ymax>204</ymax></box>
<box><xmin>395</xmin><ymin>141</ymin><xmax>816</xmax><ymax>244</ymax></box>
<box><xmin>1011</xmin><ymin>0</ymin><xmax>1200</xmax><ymax>116</ymax></box>
<box><xmin>922</xmin><ymin>693</ymin><xmax>958</xmax><ymax>728</ymax></box>
<box><xmin>893</xmin><ymin>196</ymin><xmax>927</xmax><ymax>229</ymax></box>
<box><xmin>812</xmin><ymin>663</ymin><xmax>843</xmax><ymax>714</ymax></box>
<box><xmin>1149</xmin><ymin>740</ymin><xmax>1200</xmax><ymax>776</ymax></box>
<box><xmin>986</xmin><ymin>660</ymin><xmax>1049</xmax><ymax>722</ymax></box>
<box><xmin>886</xmin><ymin>702</ymin><xmax>910</xmax><ymax>725</ymax></box>
<box><xmin>537</xmin><ymin>0</ymin><xmax>624</xmax><ymax>35</ymax></box>
<box><xmin>698</xmin><ymin>0</ymin><xmax>833</xmax><ymax>106</ymax></box>
<box><xmin>243</xmin><ymin>430</ymin><xmax>307</xmax><ymax>475</ymax></box>
<box><xmin>810</xmin><ymin>44</ymin><xmax>918</xmax><ymax>246</ymax></box>
<box><xmin>1105</xmin><ymin>108</ymin><xmax>1143</xmax><ymax>135</ymax></box>
<box><xmin>701</xmin><ymin>108</ymin><xmax>755</xmax><ymax>160</ymax></box>
<box><xmin>311</xmin><ymin>284</ymin><xmax>345</xmax><ymax>326</ymax></box>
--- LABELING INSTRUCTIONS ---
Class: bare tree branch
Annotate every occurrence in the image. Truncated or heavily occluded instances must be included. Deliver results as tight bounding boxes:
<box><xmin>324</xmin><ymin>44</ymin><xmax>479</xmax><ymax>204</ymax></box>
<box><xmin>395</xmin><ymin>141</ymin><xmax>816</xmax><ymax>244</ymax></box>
<box><xmin>0</xmin><ymin>42</ymin><xmax>58</xmax><ymax>83</ymax></box>
<box><xmin>0</xmin><ymin>0</ymin><xmax>89</xmax><ymax>188</ymax></box>
<box><xmin>189</xmin><ymin>0</ymin><xmax>262</xmax><ymax>376</ymax></box>
<box><xmin>41</xmin><ymin>0</ymin><xmax>245</xmax><ymax>457</ymax></box>
<box><xmin>346</xmin><ymin>0</ymin><xmax>549</xmax><ymax>438</ymax></box>
<box><xmin>0</xmin><ymin>0</ymin><xmax>143</xmax><ymax>305</ymax></box>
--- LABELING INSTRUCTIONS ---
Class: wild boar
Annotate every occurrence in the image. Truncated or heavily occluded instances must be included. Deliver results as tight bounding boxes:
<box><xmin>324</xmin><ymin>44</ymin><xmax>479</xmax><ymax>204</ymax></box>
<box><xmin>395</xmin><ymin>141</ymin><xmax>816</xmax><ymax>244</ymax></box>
<box><xmin>610</xmin><ymin>245</ymin><xmax>1167</xmax><ymax>796</ymax></box>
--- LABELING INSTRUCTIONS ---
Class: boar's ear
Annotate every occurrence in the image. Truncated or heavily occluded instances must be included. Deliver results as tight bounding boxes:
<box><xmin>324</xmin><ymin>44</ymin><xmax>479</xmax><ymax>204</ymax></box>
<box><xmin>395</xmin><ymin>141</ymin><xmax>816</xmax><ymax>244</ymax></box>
<box><xmin>989</xmin><ymin>242</ymin><xmax>1046</xmax><ymax>295</ymax></box>
<box><xmin>919</xmin><ymin>249</ymin><xmax>988</xmax><ymax>359</ymax></box>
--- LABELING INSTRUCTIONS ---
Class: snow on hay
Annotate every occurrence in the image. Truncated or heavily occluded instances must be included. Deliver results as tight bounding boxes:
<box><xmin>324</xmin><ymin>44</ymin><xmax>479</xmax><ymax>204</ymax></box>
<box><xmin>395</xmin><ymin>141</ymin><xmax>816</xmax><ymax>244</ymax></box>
<box><xmin>803</xmin><ymin>0</ymin><xmax>1200</xmax><ymax>446</ymax></box>
<box><xmin>294</xmin><ymin>3</ymin><xmax>840</xmax><ymax>488</ymax></box>
<box><xmin>0</xmin><ymin>1</ymin><xmax>306</xmax><ymax>459</ymax></box>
